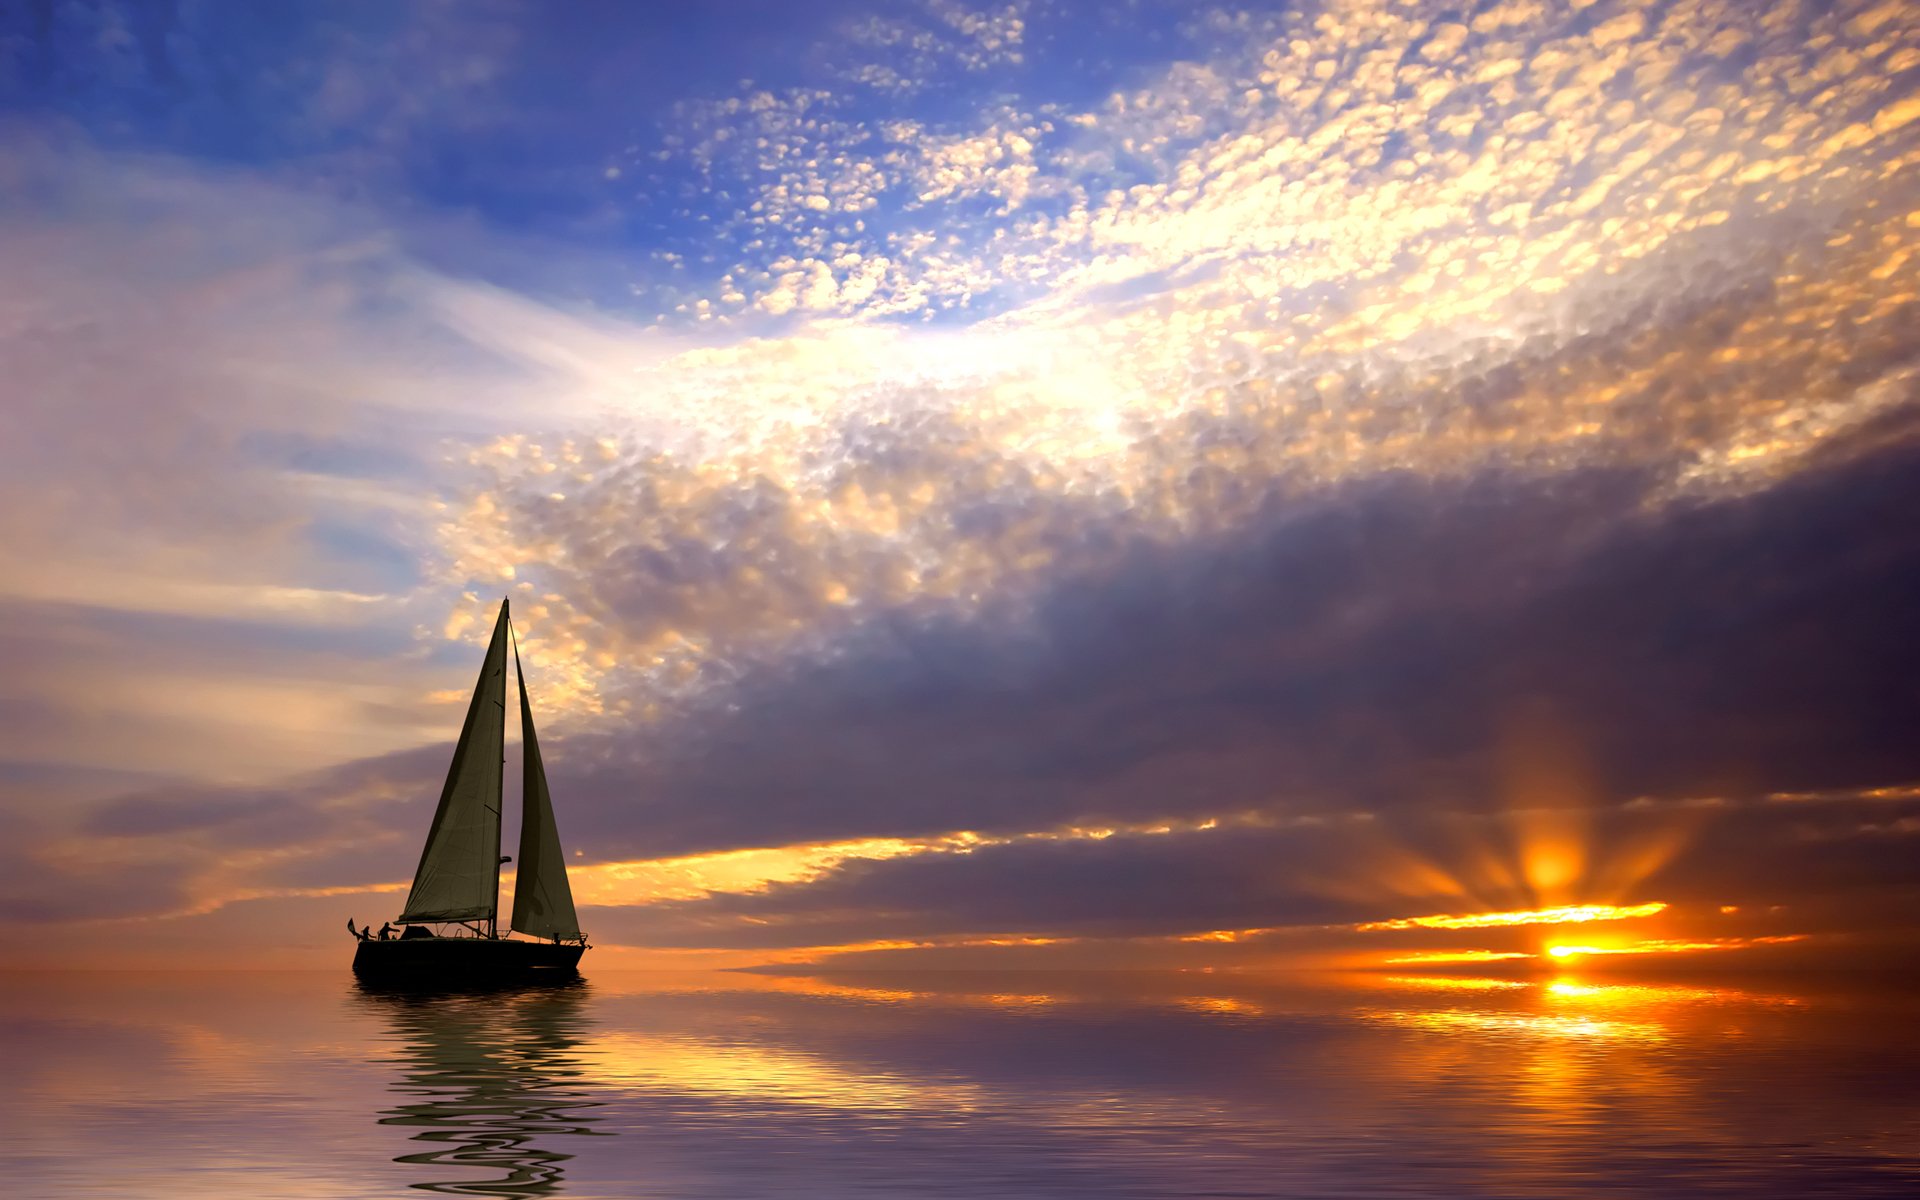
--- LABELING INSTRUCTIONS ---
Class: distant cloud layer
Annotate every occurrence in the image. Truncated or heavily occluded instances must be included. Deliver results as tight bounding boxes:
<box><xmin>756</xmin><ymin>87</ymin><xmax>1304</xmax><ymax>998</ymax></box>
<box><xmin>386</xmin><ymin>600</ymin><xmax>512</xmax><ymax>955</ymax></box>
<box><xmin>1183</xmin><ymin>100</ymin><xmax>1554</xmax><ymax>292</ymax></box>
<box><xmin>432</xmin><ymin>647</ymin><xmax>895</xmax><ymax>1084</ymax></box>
<box><xmin>0</xmin><ymin>0</ymin><xmax>1916</xmax><ymax>969</ymax></box>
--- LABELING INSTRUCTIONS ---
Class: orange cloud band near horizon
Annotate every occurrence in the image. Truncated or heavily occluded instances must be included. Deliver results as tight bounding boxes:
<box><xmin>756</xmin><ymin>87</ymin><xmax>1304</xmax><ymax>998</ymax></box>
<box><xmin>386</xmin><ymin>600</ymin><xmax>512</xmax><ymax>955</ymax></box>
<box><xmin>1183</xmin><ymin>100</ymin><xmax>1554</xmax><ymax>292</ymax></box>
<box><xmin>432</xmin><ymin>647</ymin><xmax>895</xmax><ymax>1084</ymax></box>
<box><xmin>1357</xmin><ymin>901</ymin><xmax>1671</xmax><ymax>933</ymax></box>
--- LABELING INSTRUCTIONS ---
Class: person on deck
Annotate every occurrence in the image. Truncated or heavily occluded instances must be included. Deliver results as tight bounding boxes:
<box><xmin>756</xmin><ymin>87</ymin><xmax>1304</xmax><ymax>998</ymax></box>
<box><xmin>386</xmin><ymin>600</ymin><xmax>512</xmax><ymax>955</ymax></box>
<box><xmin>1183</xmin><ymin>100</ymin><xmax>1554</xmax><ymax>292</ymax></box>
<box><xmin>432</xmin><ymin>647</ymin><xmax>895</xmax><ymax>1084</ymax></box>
<box><xmin>378</xmin><ymin>921</ymin><xmax>394</xmax><ymax>941</ymax></box>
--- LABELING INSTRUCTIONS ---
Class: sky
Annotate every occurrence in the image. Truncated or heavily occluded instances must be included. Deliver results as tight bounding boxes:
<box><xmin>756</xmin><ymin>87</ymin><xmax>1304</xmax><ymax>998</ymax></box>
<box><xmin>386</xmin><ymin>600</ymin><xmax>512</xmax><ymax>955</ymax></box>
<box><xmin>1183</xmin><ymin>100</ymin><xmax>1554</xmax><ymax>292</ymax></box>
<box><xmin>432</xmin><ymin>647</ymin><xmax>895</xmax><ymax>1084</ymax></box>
<box><xmin>1</xmin><ymin>0</ymin><xmax>1918</xmax><ymax>972</ymax></box>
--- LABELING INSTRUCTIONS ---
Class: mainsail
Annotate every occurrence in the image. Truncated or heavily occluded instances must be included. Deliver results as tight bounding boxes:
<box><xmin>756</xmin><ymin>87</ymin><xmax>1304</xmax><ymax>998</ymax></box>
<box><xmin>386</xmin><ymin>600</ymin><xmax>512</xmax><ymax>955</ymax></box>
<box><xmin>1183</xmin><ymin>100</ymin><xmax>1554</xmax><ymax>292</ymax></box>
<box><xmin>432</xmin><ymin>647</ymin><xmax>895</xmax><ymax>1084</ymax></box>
<box><xmin>399</xmin><ymin>603</ymin><xmax>510</xmax><ymax>924</ymax></box>
<box><xmin>510</xmin><ymin>632</ymin><xmax>583</xmax><ymax>941</ymax></box>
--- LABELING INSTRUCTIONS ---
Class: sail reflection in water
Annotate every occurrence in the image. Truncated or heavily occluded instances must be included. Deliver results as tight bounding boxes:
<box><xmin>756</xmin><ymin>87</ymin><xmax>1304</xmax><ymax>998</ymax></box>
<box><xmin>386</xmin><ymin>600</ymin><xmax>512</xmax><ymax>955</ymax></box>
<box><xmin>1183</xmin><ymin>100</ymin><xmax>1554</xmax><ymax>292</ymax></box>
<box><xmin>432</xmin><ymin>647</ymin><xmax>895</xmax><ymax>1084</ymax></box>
<box><xmin>355</xmin><ymin>979</ymin><xmax>605</xmax><ymax>1197</ymax></box>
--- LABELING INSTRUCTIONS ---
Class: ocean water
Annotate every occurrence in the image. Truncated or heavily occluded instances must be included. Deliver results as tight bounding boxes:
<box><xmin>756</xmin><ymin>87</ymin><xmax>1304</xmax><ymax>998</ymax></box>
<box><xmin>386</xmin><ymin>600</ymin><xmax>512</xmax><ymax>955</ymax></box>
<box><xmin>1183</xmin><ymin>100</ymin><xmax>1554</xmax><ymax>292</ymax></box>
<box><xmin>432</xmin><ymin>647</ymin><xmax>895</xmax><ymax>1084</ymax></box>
<box><xmin>2</xmin><ymin>969</ymin><xmax>1917</xmax><ymax>1198</ymax></box>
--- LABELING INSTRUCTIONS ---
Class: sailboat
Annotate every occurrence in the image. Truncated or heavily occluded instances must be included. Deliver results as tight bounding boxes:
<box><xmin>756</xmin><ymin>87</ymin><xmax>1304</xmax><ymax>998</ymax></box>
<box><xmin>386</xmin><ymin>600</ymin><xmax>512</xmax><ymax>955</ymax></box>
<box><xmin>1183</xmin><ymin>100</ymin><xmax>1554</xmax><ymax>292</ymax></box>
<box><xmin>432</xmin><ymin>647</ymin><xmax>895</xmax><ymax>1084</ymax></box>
<box><xmin>352</xmin><ymin>599</ymin><xmax>589</xmax><ymax>982</ymax></box>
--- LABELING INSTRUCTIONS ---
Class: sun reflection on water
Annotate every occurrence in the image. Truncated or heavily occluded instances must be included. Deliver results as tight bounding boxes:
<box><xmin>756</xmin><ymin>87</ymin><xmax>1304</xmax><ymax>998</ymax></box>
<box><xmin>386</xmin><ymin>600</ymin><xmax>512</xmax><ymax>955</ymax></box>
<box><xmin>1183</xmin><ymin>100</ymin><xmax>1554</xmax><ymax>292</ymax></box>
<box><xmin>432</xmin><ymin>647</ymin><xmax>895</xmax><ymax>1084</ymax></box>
<box><xmin>1366</xmin><ymin>1007</ymin><xmax>1670</xmax><ymax>1042</ymax></box>
<box><xmin>1354</xmin><ymin>971</ymin><xmax>1813</xmax><ymax>1048</ymax></box>
<box><xmin>576</xmin><ymin>1031</ymin><xmax>991</xmax><ymax>1113</ymax></box>
<box><xmin>1177</xmin><ymin>995</ymin><xmax>1268</xmax><ymax>1017</ymax></box>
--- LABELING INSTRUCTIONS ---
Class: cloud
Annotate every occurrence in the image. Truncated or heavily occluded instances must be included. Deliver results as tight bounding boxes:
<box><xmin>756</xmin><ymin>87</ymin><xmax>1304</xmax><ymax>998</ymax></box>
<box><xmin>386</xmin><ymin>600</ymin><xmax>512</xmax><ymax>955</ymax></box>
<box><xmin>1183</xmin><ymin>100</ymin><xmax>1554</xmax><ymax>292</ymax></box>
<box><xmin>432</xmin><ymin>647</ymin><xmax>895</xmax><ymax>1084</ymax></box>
<box><xmin>550</xmin><ymin>410</ymin><xmax>1920</xmax><ymax>844</ymax></box>
<box><xmin>843</xmin><ymin>0</ymin><xmax>1028</xmax><ymax>88</ymax></box>
<box><xmin>588</xmin><ymin>772</ymin><xmax>1920</xmax><ymax>960</ymax></box>
<box><xmin>629</xmin><ymin>0</ymin><xmax>1920</xmax><ymax>333</ymax></box>
<box><xmin>0</xmin><ymin>131</ymin><xmax>700</xmax><ymax>798</ymax></box>
<box><xmin>440</xmin><ymin>173</ymin><xmax>1920</xmax><ymax>734</ymax></box>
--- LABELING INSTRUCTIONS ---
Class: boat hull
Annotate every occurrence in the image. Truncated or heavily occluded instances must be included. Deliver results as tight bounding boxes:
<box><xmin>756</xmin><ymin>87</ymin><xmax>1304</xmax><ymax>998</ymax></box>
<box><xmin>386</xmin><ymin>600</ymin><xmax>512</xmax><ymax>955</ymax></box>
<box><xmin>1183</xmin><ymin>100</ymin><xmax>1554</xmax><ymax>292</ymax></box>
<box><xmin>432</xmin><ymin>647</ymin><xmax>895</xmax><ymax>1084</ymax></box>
<box><xmin>352</xmin><ymin>936</ymin><xmax>584</xmax><ymax>984</ymax></box>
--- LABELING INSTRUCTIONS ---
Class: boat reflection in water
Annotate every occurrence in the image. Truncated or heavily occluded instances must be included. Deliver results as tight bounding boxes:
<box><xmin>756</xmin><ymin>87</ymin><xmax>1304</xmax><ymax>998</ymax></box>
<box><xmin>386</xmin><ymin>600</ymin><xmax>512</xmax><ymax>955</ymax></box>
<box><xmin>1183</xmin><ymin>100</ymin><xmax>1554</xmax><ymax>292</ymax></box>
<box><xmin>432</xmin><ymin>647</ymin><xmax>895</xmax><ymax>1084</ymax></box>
<box><xmin>354</xmin><ymin>977</ymin><xmax>605</xmax><ymax>1197</ymax></box>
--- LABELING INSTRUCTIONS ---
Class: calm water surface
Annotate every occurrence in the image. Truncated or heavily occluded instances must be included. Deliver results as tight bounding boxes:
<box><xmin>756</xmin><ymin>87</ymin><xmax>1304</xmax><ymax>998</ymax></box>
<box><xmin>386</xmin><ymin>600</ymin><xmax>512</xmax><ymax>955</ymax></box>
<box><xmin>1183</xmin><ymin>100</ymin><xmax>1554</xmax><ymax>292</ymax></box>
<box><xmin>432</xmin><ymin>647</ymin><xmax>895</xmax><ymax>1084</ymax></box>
<box><xmin>2</xmin><ymin>968</ymin><xmax>1917</xmax><ymax>1197</ymax></box>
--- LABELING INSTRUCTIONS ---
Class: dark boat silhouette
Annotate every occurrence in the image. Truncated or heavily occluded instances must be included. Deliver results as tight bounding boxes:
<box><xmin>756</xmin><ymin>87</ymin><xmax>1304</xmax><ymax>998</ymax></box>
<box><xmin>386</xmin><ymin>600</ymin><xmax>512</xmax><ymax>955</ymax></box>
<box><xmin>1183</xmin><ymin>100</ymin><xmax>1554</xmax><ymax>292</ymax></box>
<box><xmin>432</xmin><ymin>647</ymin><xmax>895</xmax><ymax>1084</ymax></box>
<box><xmin>353</xmin><ymin>599</ymin><xmax>588</xmax><ymax>983</ymax></box>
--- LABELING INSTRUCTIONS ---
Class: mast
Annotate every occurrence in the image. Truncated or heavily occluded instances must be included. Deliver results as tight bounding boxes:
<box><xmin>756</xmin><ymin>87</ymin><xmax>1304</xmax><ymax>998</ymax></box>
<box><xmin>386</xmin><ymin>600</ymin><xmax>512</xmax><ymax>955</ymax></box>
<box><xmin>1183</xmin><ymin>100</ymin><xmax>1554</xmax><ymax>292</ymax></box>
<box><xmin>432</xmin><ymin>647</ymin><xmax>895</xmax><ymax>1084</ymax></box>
<box><xmin>397</xmin><ymin>600</ymin><xmax>510</xmax><ymax>926</ymax></box>
<box><xmin>492</xmin><ymin>599</ymin><xmax>508</xmax><ymax>939</ymax></box>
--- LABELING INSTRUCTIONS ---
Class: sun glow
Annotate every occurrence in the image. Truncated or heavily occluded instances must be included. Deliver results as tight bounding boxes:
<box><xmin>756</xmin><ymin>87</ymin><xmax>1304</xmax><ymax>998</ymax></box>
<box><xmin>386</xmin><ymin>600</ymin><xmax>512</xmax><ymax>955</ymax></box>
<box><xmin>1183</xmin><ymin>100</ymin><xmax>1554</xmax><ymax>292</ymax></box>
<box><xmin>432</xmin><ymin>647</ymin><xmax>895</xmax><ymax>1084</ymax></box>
<box><xmin>1547</xmin><ymin>944</ymin><xmax>1605</xmax><ymax>959</ymax></box>
<box><xmin>1358</xmin><ymin>901</ymin><xmax>1669</xmax><ymax>932</ymax></box>
<box><xmin>1381</xmin><ymin>976</ymin><xmax>1531</xmax><ymax>992</ymax></box>
<box><xmin>1544</xmin><ymin>935</ymin><xmax>1808</xmax><ymax>961</ymax></box>
<box><xmin>1384</xmin><ymin>950</ymin><xmax>1536</xmax><ymax>966</ymax></box>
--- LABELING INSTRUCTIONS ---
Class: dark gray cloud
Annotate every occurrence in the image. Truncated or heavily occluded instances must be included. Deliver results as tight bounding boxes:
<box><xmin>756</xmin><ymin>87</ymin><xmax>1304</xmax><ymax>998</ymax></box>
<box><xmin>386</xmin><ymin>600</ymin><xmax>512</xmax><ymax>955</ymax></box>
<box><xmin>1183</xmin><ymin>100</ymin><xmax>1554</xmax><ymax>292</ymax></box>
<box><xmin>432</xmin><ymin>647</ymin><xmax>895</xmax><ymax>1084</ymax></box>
<box><xmin>529</xmin><ymin>410</ymin><xmax>1920</xmax><ymax>857</ymax></box>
